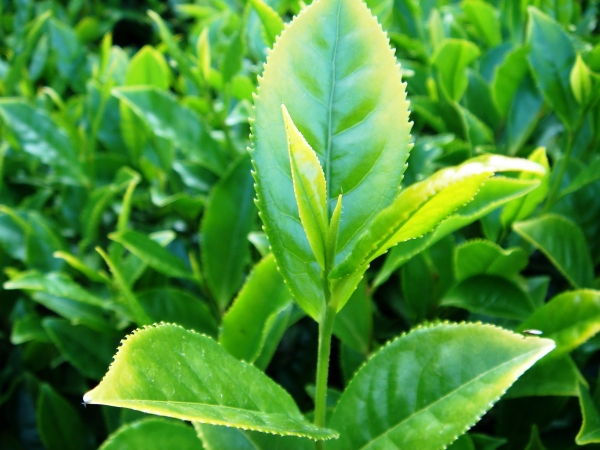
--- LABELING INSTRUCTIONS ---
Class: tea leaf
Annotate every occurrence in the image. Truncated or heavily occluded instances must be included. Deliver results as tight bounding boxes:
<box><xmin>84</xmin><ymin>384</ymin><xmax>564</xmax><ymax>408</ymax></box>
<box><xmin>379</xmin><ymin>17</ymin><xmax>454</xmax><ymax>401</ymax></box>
<box><xmin>100</xmin><ymin>418</ymin><xmax>203</xmax><ymax>450</ymax></box>
<box><xmin>251</xmin><ymin>0</ymin><xmax>411</xmax><ymax>321</ymax></box>
<box><xmin>514</xmin><ymin>214</ymin><xmax>593</xmax><ymax>289</ymax></box>
<box><xmin>84</xmin><ymin>324</ymin><xmax>337</xmax><ymax>440</ymax></box>
<box><xmin>326</xmin><ymin>322</ymin><xmax>554</xmax><ymax>449</ymax></box>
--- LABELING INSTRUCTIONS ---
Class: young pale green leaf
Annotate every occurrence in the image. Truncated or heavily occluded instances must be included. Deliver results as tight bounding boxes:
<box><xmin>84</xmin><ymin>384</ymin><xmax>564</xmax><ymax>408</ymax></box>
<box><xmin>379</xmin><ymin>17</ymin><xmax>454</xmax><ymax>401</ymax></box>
<box><xmin>501</xmin><ymin>147</ymin><xmax>550</xmax><ymax>226</ymax></box>
<box><xmin>463</xmin><ymin>0</ymin><xmax>502</xmax><ymax>48</ymax></box>
<box><xmin>282</xmin><ymin>104</ymin><xmax>328</xmax><ymax>269</ymax></box>
<box><xmin>201</xmin><ymin>155</ymin><xmax>256</xmax><ymax>311</ymax></box>
<box><xmin>576</xmin><ymin>383</ymin><xmax>600</xmax><ymax>444</ymax></box>
<box><xmin>251</xmin><ymin>0</ymin><xmax>411</xmax><ymax>322</ymax></box>
<box><xmin>197</xmin><ymin>28</ymin><xmax>211</xmax><ymax>82</ymax></box>
<box><xmin>327</xmin><ymin>194</ymin><xmax>343</xmax><ymax>268</ymax></box>
<box><xmin>220</xmin><ymin>254</ymin><xmax>292</xmax><ymax>363</ymax></box>
<box><xmin>112</xmin><ymin>86</ymin><xmax>226</xmax><ymax>175</ymax></box>
<box><xmin>109</xmin><ymin>230</ymin><xmax>193</xmax><ymax>280</ymax></box>
<box><xmin>454</xmin><ymin>240</ymin><xmax>528</xmax><ymax>282</ymax></box>
<box><xmin>0</xmin><ymin>100</ymin><xmax>87</xmax><ymax>185</ymax></box>
<box><xmin>570</xmin><ymin>54</ymin><xmax>593</xmax><ymax>105</ymax></box>
<box><xmin>84</xmin><ymin>324</ymin><xmax>337</xmax><ymax>440</ymax></box>
<box><xmin>506</xmin><ymin>355</ymin><xmax>586</xmax><ymax>398</ymax></box>
<box><xmin>195</xmin><ymin>422</ymin><xmax>312</xmax><ymax>449</ymax></box>
<box><xmin>43</xmin><ymin>318</ymin><xmax>121</xmax><ymax>380</ymax></box>
<box><xmin>440</xmin><ymin>275</ymin><xmax>535</xmax><ymax>320</ymax></box>
<box><xmin>527</xmin><ymin>7</ymin><xmax>580</xmax><ymax>130</ymax></box>
<box><xmin>100</xmin><ymin>418</ymin><xmax>203</xmax><ymax>450</ymax></box>
<box><xmin>249</xmin><ymin>0</ymin><xmax>285</xmax><ymax>48</ymax></box>
<box><xmin>326</xmin><ymin>322</ymin><xmax>555</xmax><ymax>450</ymax></box>
<box><xmin>137</xmin><ymin>289</ymin><xmax>218</xmax><ymax>338</ymax></box>
<box><xmin>333</xmin><ymin>155</ymin><xmax>545</xmax><ymax>280</ymax></box>
<box><xmin>125</xmin><ymin>46</ymin><xmax>170</xmax><ymax>89</ymax></box>
<box><xmin>375</xmin><ymin>176</ymin><xmax>541</xmax><ymax>286</ymax></box>
<box><xmin>432</xmin><ymin>39</ymin><xmax>480</xmax><ymax>101</ymax></box>
<box><xmin>514</xmin><ymin>214</ymin><xmax>593</xmax><ymax>288</ymax></box>
<box><xmin>519</xmin><ymin>290</ymin><xmax>600</xmax><ymax>359</ymax></box>
<box><xmin>38</xmin><ymin>384</ymin><xmax>87</xmax><ymax>450</ymax></box>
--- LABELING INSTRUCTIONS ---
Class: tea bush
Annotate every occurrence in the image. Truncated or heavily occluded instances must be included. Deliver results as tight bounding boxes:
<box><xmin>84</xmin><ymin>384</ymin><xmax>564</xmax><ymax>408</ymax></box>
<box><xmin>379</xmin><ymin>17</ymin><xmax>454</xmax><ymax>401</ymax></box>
<box><xmin>0</xmin><ymin>0</ymin><xmax>599</xmax><ymax>449</ymax></box>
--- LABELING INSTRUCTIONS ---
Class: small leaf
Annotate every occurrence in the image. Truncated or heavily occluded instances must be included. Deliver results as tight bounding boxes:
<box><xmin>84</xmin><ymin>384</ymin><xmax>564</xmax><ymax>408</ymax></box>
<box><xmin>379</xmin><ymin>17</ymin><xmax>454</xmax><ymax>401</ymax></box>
<box><xmin>441</xmin><ymin>275</ymin><xmax>535</xmax><ymax>320</ymax></box>
<box><xmin>138</xmin><ymin>289</ymin><xmax>218</xmax><ymax>338</ymax></box>
<box><xmin>514</xmin><ymin>214</ymin><xmax>593</xmax><ymax>288</ymax></box>
<box><xmin>326</xmin><ymin>322</ymin><xmax>555</xmax><ymax>449</ymax></box>
<box><xmin>0</xmin><ymin>100</ymin><xmax>87</xmax><ymax>185</ymax></box>
<box><xmin>375</xmin><ymin>176</ymin><xmax>541</xmax><ymax>286</ymax></box>
<box><xmin>570</xmin><ymin>53</ymin><xmax>593</xmax><ymax>105</ymax></box>
<box><xmin>43</xmin><ymin>318</ymin><xmax>120</xmax><ymax>380</ymax></box>
<box><xmin>125</xmin><ymin>46</ymin><xmax>170</xmax><ymax>89</ymax></box>
<box><xmin>113</xmin><ymin>86</ymin><xmax>226</xmax><ymax>175</ymax></box>
<box><xmin>506</xmin><ymin>355</ymin><xmax>586</xmax><ymax>398</ymax></box>
<box><xmin>527</xmin><ymin>7</ymin><xmax>579</xmax><ymax>129</ymax></box>
<box><xmin>332</xmin><ymin>280</ymin><xmax>371</xmax><ymax>355</ymax></box>
<box><xmin>524</xmin><ymin>426</ymin><xmax>547</xmax><ymax>450</ymax></box>
<box><xmin>200</xmin><ymin>155</ymin><xmax>256</xmax><ymax>311</ymax></box>
<box><xmin>576</xmin><ymin>383</ymin><xmax>600</xmax><ymax>444</ymax></box>
<box><xmin>463</xmin><ymin>0</ymin><xmax>502</xmax><ymax>48</ymax></box>
<box><xmin>100</xmin><ymin>418</ymin><xmax>203</xmax><ymax>450</ymax></box>
<box><xmin>334</xmin><ymin>155</ymin><xmax>545</xmax><ymax>280</ymax></box>
<box><xmin>501</xmin><ymin>147</ymin><xmax>550</xmax><ymax>226</ymax></box>
<box><xmin>492</xmin><ymin>46</ymin><xmax>529</xmax><ymax>118</ymax></box>
<box><xmin>109</xmin><ymin>229</ymin><xmax>193</xmax><ymax>280</ymax></box>
<box><xmin>519</xmin><ymin>290</ymin><xmax>600</xmax><ymax>359</ymax></box>
<box><xmin>454</xmin><ymin>240</ymin><xmax>528</xmax><ymax>282</ymax></box>
<box><xmin>84</xmin><ymin>324</ymin><xmax>337</xmax><ymax>440</ymax></box>
<box><xmin>220</xmin><ymin>254</ymin><xmax>292</xmax><ymax>363</ymax></box>
<box><xmin>197</xmin><ymin>28</ymin><xmax>211</xmax><ymax>82</ymax></box>
<box><xmin>432</xmin><ymin>39</ymin><xmax>480</xmax><ymax>101</ymax></box>
<box><xmin>38</xmin><ymin>384</ymin><xmax>87</xmax><ymax>450</ymax></box>
<box><xmin>249</xmin><ymin>0</ymin><xmax>285</xmax><ymax>48</ymax></box>
<box><xmin>282</xmin><ymin>104</ymin><xmax>328</xmax><ymax>269</ymax></box>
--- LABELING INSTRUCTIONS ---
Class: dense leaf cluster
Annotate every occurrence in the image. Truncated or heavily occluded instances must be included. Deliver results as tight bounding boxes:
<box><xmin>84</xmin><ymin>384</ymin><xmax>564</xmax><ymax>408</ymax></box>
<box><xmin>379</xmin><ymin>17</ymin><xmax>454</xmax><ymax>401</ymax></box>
<box><xmin>0</xmin><ymin>0</ymin><xmax>599</xmax><ymax>449</ymax></box>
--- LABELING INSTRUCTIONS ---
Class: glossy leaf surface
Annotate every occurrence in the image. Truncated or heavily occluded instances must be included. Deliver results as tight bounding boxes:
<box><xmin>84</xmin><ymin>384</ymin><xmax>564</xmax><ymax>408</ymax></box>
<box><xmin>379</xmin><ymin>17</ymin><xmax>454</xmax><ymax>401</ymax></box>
<box><xmin>375</xmin><ymin>176</ymin><xmax>541</xmax><ymax>286</ymax></box>
<box><xmin>195</xmin><ymin>422</ymin><xmax>312</xmax><ymax>449</ymax></box>
<box><xmin>432</xmin><ymin>39</ymin><xmax>480</xmax><ymax>101</ymax></box>
<box><xmin>514</xmin><ymin>215</ymin><xmax>593</xmax><ymax>289</ymax></box>
<box><xmin>113</xmin><ymin>86</ymin><xmax>225</xmax><ymax>174</ymax></box>
<box><xmin>109</xmin><ymin>230</ymin><xmax>193</xmax><ymax>280</ymax></box>
<box><xmin>100</xmin><ymin>419</ymin><xmax>202</xmax><ymax>450</ymax></box>
<box><xmin>200</xmin><ymin>155</ymin><xmax>256</xmax><ymax>311</ymax></box>
<box><xmin>84</xmin><ymin>324</ymin><xmax>337</xmax><ymax>440</ymax></box>
<box><xmin>251</xmin><ymin>0</ymin><xmax>411</xmax><ymax>321</ymax></box>
<box><xmin>527</xmin><ymin>7</ymin><xmax>579</xmax><ymax>129</ymax></box>
<box><xmin>441</xmin><ymin>275</ymin><xmax>535</xmax><ymax>320</ymax></box>
<box><xmin>455</xmin><ymin>240</ymin><xmax>528</xmax><ymax>282</ymax></box>
<box><xmin>220</xmin><ymin>254</ymin><xmax>292</xmax><ymax>363</ymax></box>
<box><xmin>519</xmin><ymin>290</ymin><xmax>600</xmax><ymax>358</ymax></box>
<box><xmin>326</xmin><ymin>322</ymin><xmax>554</xmax><ymax>449</ymax></box>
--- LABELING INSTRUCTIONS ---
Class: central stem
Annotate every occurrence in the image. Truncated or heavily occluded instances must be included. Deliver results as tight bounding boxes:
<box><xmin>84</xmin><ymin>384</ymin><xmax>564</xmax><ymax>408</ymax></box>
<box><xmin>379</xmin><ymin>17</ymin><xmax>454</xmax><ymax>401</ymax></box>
<box><xmin>315</xmin><ymin>303</ymin><xmax>337</xmax><ymax>450</ymax></box>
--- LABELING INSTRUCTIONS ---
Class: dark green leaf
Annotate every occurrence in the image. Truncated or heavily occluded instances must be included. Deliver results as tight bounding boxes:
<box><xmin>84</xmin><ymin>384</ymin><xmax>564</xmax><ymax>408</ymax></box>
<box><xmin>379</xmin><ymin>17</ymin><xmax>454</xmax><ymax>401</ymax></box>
<box><xmin>38</xmin><ymin>384</ymin><xmax>87</xmax><ymax>450</ymax></box>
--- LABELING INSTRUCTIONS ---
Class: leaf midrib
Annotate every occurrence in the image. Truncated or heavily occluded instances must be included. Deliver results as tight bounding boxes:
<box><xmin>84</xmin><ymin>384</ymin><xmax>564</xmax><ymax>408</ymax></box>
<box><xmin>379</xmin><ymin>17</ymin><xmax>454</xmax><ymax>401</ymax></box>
<box><xmin>356</xmin><ymin>347</ymin><xmax>545</xmax><ymax>449</ymax></box>
<box><xmin>324</xmin><ymin>0</ymin><xmax>343</xmax><ymax>211</ymax></box>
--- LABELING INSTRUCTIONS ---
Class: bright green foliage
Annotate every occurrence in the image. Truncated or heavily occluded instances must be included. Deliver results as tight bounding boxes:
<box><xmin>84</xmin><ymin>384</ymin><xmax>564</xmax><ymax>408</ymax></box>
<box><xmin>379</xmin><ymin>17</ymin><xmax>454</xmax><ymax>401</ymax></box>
<box><xmin>519</xmin><ymin>290</ymin><xmax>600</xmax><ymax>359</ymax></box>
<box><xmin>84</xmin><ymin>324</ymin><xmax>337</xmax><ymax>440</ymax></box>
<box><xmin>2</xmin><ymin>0</ymin><xmax>599</xmax><ymax>447</ymax></box>
<box><xmin>100</xmin><ymin>419</ymin><xmax>203</xmax><ymax>450</ymax></box>
<box><xmin>326</xmin><ymin>323</ymin><xmax>554</xmax><ymax>449</ymax></box>
<box><xmin>220</xmin><ymin>254</ymin><xmax>292</xmax><ymax>363</ymax></box>
<box><xmin>200</xmin><ymin>155</ymin><xmax>256</xmax><ymax>310</ymax></box>
<box><xmin>251</xmin><ymin>0</ymin><xmax>412</xmax><ymax>321</ymax></box>
<box><xmin>195</xmin><ymin>422</ymin><xmax>313</xmax><ymax>449</ymax></box>
<box><xmin>514</xmin><ymin>215</ymin><xmax>594</xmax><ymax>288</ymax></box>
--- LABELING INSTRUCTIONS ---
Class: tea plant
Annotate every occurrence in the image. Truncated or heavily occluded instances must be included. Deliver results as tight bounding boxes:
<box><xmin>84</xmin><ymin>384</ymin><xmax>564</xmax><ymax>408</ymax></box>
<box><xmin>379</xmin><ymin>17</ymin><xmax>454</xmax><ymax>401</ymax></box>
<box><xmin>1</xmin><ymin>0</ymin><xmax>600</xmax><ymax>449</ymax></box>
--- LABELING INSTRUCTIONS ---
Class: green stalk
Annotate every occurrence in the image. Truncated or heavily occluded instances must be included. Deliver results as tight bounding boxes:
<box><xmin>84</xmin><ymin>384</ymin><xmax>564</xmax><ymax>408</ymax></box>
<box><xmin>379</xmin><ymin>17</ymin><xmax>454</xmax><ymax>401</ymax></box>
<box><xmin>314</xmin><ymin>303</ymin><xmax>337</xmax><ymax>450</ymax></box>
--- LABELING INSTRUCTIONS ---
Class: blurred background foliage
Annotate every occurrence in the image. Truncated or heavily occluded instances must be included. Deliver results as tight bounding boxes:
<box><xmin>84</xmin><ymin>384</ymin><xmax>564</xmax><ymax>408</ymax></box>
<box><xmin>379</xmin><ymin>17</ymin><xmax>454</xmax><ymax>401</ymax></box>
<box><xmin>0</xmin><ymin>0</ymin><xmax>599</xmax><ymax>448</ymax></box>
